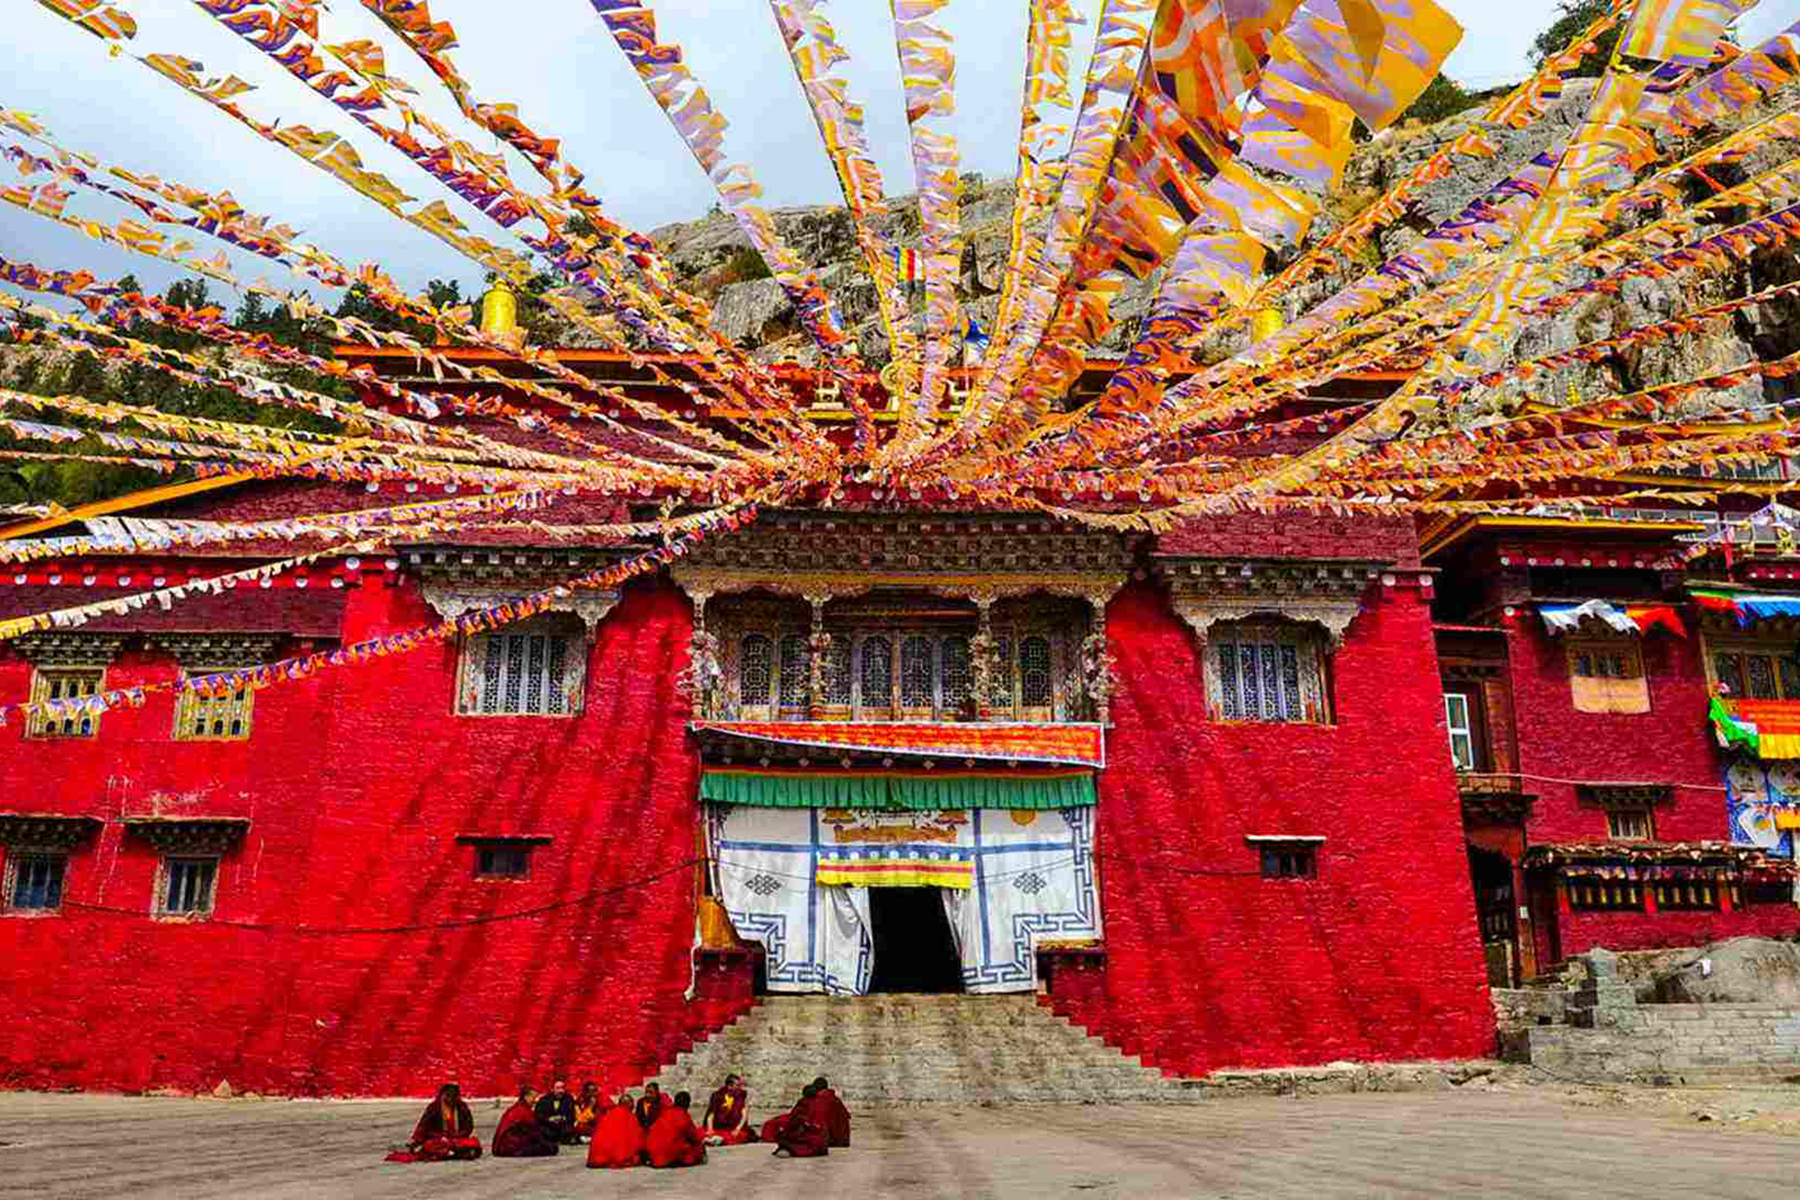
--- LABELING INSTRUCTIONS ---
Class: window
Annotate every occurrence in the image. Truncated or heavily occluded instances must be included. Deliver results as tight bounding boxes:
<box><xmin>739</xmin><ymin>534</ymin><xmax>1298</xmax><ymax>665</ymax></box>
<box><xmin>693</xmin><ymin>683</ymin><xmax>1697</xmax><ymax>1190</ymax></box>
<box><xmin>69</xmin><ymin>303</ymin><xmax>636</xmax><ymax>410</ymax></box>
<box><xmin>942</xmin><ymin>636</ymin><xmax>972</xmax><ymax>715</ymax></box>
<box><xmin>174</xmin><ymin>680</ymin><xmax>254</xmax><ymax>741</ymax></box>
<box><xmin>740</xmin><ymin>634</ymin><xmax>773</xmax><ymax>708</ymax></box>
<box><xmin>1568</xmin><ymin>880</ymin><xmax>1642</xmax><ymax>910</ymax></box>
<box><xmin>1260</xmin><ymin>846</ymin><xmax>1317</xmax><ymax>879</ymax></box>
<box><xmin>456</xmin><ymin>619</ymin><xmax>583</xmax><ymax>716</ymax></box>
<box><xmin>820</xmin><ymin>638</ymin><xmax>852</xmax><ymax>707</ymax></box>
<box><xmin>5</xmin><ymin>852</ymin><xmax>66</xmax><ymax>912</ymax></box>
<box><xmin>1211</xmin><ymin>624</ymin><xmax>1328</xmax><ymax>724</ymax></box>
<box><xmin>1566</xmin><ymin>638</ymin><xmax>1649</xmax><ymax>714</ymax></box>
<box><xmin>26</xmin><ymin>668</ymin><xmax>103</xmax><ymax>738</ymax></box>
<box><xmin>859</xmin><ymin>635</ymin><xmax>893</xmax><ymax>713</ymax></box>
<box><xmin>988</xmin><ymin>634</ymin><xmax>1015</xmax><ymax>709</ymax></box>
<box><xmin>1606</xmin><ymin>808</ymin><xmax>1653</xmax><ymax>841</ymax></box>
<box><xmin>778</xmin><ymin>635</ymin><xmax>810</xmax><ymax>713</ymax></box>
<box><xmin>158</xmin><ymin>856</ymin><xmax>217</xmax><ymax>917</ymax></box>
<box><xmin>1711</xmin><ymin>645</ymin><xmax>1800</xmax><ymax>700</ymax></box>
<box><xmin>1444</xmin><ymin>692</ymin><xmax>1476</xmax><ymax>771</ymax></box>
<box><xmin>1019</xmin><ymin>636</ymin><xmax>1054</xmax><ymax>712</ymax></box>
<box><xmin>475</xmin><ymin>844</ymin><xmax>531</xmax><ymax>879</ymax></box>
<box><xmin>900</xmin><ymin>636</ymin><xmax>934</xmax><ymax>710</ymax></box>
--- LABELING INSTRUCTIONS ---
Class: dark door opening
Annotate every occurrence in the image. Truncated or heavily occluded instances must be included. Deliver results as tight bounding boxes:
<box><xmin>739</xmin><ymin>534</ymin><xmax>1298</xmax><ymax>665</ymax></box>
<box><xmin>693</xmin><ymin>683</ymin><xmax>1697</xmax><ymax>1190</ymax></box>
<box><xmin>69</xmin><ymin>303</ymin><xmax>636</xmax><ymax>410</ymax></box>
<box><xmin>867</xmin><ymin>887</ymin><xmax>963</xmax><ymax>994</ymax></box>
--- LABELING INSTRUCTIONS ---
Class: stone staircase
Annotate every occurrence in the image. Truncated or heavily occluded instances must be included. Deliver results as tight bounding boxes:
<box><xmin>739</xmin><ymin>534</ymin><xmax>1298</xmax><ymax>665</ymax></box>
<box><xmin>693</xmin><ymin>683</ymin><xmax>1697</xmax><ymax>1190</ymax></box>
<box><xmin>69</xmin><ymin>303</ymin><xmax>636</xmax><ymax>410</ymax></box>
<box><xmin>642</xmin><ymin>993</ymin><xmax>1200</xmax><ymax>1105</ymax></box>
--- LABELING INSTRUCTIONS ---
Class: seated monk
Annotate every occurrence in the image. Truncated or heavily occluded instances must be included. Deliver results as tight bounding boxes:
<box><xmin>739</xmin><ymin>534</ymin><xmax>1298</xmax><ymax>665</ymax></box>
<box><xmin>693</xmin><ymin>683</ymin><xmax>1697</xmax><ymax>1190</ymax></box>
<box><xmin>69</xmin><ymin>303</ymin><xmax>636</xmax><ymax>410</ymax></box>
<box><xmin>635</xmin><ymin>1081</ymin><xmax>669</xmax><ymax>1128</ymax></box>
<box><xmin>645</xmin><ymin>1090</ymin><xmax>707</xmax><ymax>1168</ymax></box>
<box><xmin>770</xmin><ymin>1083</ymin><xmax>829</xmax><ymax>1158</ymax></box>
<box><xmin>812</xmin><ymin>1076</ymin><xmax>851</xmax><ymax>1148</ymax></box>
<box><xmin>535</xmin><ymin>1078</ymin><xmax>580</xmax><ymax>1144</ymax></box>
<box><xmin>391</xmin><ymin>1082</ymin><xmax>482</xmax><ymax>1162</ymax></box>
<box><xmin>492</xmin><ymin>1087</ymin><xmax>559</xmax><ymax>1158</ymax></box>
<box><xmin>572</xmin><ymin>1081</ymin><xmax>606</xmax><ymax>1140</ymax></box>
<box><xmin>702</xmin><ymin>1073</ymin><xmax>754</xmax><ymax>1145</ymax></box>
<box><xmin>587</xmin><ymin>1092</ymin><xmax>645</xmax><ymax>1169</ymax></box>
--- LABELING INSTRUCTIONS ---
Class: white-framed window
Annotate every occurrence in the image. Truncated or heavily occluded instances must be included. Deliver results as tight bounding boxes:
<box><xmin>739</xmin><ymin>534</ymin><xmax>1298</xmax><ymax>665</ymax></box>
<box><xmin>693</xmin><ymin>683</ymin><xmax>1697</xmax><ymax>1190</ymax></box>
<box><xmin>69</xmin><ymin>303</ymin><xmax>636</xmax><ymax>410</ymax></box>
<box><xmin>1606</xmin><ymin>808</ymin><xmax>1653</xmax><ymax>841</ymax></box>
<box><xmin>156</xmin><ymin>856</ymin><xmax>218</xmax><ymax>918</ymax></box>
<box><xmin>1209</xmin><ymin>623</ymin><xmax>1329</xmax><ymax>724</ymax></box>
<box><xmin>174</xmin><ymin>679</ymin><xmax>254</xmax><ymax>741</ymax></box>
<box><xmin>1444</xmin><ymin>692</ymin><xmax>1476</xmax><ymax>770</ymax></box>
<box><xmin>3</xmin><ymin>851</ymin><xmax>67</xmax><ymax>913</ymax></box>
<box><xmin>455</xmin><ymin>616</ymin><xmax>585</xmax><ymax>717</ymax></box>
<box><xmin>26</xmin><ymin>668</ymin><xmax>104</xmax><ymax>739</ymax></box>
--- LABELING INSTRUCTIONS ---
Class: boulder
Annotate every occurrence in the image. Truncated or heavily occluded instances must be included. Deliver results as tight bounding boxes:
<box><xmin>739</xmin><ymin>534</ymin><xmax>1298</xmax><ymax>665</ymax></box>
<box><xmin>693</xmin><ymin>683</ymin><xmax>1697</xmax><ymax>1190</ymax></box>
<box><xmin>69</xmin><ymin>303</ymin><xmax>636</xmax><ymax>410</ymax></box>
<box><xmin>1652</xmin><ymin>937</ymin><xmax>1800</xmax><ymax>1005</ymax></box>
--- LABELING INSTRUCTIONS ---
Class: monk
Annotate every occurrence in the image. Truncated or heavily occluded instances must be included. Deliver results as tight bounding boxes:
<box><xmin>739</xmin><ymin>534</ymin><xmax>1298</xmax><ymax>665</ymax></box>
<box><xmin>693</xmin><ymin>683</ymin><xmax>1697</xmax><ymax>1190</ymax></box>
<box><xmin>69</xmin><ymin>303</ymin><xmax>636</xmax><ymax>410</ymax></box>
<box><xmin>702</xmin><ymin>1073</ymin><xmax>754</xmax><ymax>1145</ymax></box>
<box><xmin>635</xmin><ymin>1081</ymin><xmax>669</xmax><ymax>1128</ymax></box>
<box><xmin>645</xmin><ymin>1090</ymin><xmax>708</xmax><ymax>1168</ymax></box>
<box><xmin>572</xmin><ymin>1081</ymin><xmax>606</xmax><ymax>1140</ymax></box>
<box><xmin>587</xmin><ymin>1091</ymin><xmax>645</xmax><ymax>1169</ymax></box>
<box><xmin>771</xmin><ymin>1083</ymin><xmax>828</xmax><ymax>1158</ymax></box>
<box><xmin>535</xmin><ymin>1078</ymin><xmax>580</xmax><ymax>1144</ymax></box>
<box><xmin>493</xmin><ymin>1087</ymin><xmax>559</xmax><ymax>1158</ymax></box>
<box><xmin>391</xmin><ymin>1082</ymin><xmax>482</xmax><ymax>1161</ymax></box>
<box><xmin>813</xmin><ymin>1075</ymin><xmax>851</xmax><ymax>1148</ymax></box>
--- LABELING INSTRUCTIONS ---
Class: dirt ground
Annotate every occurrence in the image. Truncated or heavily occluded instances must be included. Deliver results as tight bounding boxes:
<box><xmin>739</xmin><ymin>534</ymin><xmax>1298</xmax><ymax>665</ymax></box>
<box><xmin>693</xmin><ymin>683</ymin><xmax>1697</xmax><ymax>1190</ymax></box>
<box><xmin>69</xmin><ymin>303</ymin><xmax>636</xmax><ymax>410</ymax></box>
<box><xmin>2</xmin><ymin>1082</ymin><xmax>1799</xmax><ymax>1199</ymax></box>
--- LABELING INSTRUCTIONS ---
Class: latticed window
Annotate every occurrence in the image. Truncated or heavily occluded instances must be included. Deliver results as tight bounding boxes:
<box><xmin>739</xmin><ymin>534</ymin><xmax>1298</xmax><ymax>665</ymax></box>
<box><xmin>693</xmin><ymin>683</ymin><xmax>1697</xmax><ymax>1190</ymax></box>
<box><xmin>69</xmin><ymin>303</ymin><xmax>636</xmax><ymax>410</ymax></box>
<box><xmin>740</xmin><ymin>634</ymin><xmax>774</xmax><ymax>707</ymax></box>
<box><xmin>175</xmin><ymin>680</ymin><xmax>254</xmax><ymax>741</ymax></box>
<box><xmin>942</xmin><ymin>636</ymin><xmax>972</xmax><ymax>714</ymax></box>
<box><xmin>1607</xmin><ymin>808</ymin><xmax>1653</xmax><ymax>841</ymax></box>
<box><xmin>6</xmin><ymin>852</ymin><xmax>66</xmax><ymax>911</ymax></box>
<box><xmin>901</xmin><ymin>636</ymin><xmax>934</xmax><ymax>709</ymax></box>
<box><xmin>1019</xmin><ymin>636</ymin><xmax>1053</xmax><ymax>710</ymax></box>
<box><xmin>27</xmin><ymin>669</ymin><xmax>103</xmax><ymax>738</ymax></box>
<box><xmin>158</xmin><ymin>856</ymin><xmax>217</xmax><ymax>917</ymax></box>
<box><xmin>778</xmin><ymin>635</ymin><xmax>810</xmax><ymax>710</ymax></box>
<box><xmin>1211</xmin><ymin>624</ymin><xmax>1327</xmax><ymax>724</ymax></box>
<box><xmin>860</xmin><ymin>635</ymin><xmax>893</xmax><ymax>710</ymax></box>
<box><xmin>821</xmin><ymin>638</ymin><xmax>852</xmax><ymax>706</ymax></box>
<box><xmin>989</xmin><ymin>634</ymin><xmax>1015</xmax><ymax>709</ymax></box>
<box><xmin>457</xmin><ymin>618</ymin><xmax>583</xmax><ymax>717</ymax></box>
<box><xmin>1711</xmin><ymin>644</ymin><xmax>1800</xmax><ymax>700</ymax></box>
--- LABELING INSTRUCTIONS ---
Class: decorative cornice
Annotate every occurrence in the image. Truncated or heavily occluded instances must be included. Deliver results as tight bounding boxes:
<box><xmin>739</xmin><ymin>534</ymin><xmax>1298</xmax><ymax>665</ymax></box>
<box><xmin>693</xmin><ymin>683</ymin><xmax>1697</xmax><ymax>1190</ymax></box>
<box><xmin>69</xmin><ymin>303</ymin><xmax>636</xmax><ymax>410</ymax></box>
<box><xmin>1576</xmin><ymin>783</ymin><xmax>1675</xmax><ymax>809</ymax></box>
<box><xmin>120</xmin><ymin>817</ymin><xmax>249</xmax><ymax>854</ymax></box>
<box><xmin>421</xmin><ymin>583</ymin><xmax>621</xmax><ymax>640</ymax></box>
<box><xmin>1159</xmin><ymin>558</ymin><xmax>1384</xmax><ymax>648</ymax></box>
<box><xmin>673</xmin><ymin>567</ymin><xmax>1125</xmax><ymax>608</ymax></box>
<box><xmin>402</xmin><ymin>544</ymin><xmax>629</xmax><ymax>587</ymax></box>
<box><xmin>12</xmin><ymin>633</ymin><xmax>128</xmax><ymax>667</ymax></box>
<box><xmin>143</xmin><ymin>633</ymin><xmax>285</xmax><ymax>669</ymax></box>
<box><xmin>0</xmin><ymin>813</ymin><xmax>102</xmax><ymax>849</ymax></box>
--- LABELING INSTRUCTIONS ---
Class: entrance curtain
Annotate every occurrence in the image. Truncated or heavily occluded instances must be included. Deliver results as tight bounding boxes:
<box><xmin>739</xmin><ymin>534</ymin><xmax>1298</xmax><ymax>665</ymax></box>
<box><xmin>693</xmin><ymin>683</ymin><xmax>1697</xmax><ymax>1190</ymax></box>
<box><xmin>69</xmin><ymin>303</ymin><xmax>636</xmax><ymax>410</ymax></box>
<box><xmin>708</xmin><ymin>806</ymin><xmax>874</xmax><ymax>994</ymax></box>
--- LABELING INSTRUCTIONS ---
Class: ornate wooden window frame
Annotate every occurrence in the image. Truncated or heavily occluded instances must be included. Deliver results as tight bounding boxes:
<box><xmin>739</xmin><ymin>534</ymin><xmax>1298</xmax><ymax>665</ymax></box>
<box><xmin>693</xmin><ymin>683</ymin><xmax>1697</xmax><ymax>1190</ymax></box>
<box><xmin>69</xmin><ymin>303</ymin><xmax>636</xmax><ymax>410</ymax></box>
<box><xmin>1207</xmin><ymin>622</ymin><xmax>1331</xmax><ymax>725</ymax></box>
<box><xmin>1564</xmin><ymin>636</ymin><xmax>1649</xmax><ymax>714</ymax></box>
<box><xmin>453</xmin><ymin>612</ymin><xmax>589</xmax><ymax>718</ymax></box>
<box><xmin>1701</xmin><ymin>630</ymin><xmax>1800</xmax><ymax>701</ymax></box>
<box><xmin>0</xmin><ymin>814</ymin><xmax>101</xmax><ymax>917</ymax></box>
<box><xmin>122</xmin><ymin>817</ymin><xmax>247</xmax><ymax>923</ymax></box>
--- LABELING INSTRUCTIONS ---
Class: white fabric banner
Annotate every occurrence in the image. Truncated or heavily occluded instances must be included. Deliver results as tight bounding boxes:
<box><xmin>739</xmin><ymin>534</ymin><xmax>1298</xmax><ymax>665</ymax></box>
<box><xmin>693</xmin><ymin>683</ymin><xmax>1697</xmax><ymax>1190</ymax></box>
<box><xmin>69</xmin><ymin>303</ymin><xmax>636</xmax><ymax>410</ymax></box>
<box><xmin>707</xmin><ymin>805</ymin><xmax>1101</xmax><ymax>995</ymax></box>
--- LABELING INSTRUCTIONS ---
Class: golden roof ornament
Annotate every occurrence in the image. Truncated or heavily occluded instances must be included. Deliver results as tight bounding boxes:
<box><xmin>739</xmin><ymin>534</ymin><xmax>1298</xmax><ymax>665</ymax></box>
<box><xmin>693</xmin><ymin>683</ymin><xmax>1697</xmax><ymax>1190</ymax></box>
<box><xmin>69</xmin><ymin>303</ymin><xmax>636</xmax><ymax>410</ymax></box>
<box><xmin>478</xmin><ymin>279</ymin><xmax>518</xmax><ymax>337</ymax></box>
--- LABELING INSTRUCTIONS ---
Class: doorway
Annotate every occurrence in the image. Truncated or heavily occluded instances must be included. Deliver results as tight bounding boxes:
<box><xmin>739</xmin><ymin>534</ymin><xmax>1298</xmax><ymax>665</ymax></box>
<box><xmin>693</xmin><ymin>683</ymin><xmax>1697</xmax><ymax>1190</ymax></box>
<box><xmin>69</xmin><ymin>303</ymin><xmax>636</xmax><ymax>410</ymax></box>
<box><xmin>867</xmin><ymin>887</ymin><xmax>963</xmax><ymax>993</ymax></box>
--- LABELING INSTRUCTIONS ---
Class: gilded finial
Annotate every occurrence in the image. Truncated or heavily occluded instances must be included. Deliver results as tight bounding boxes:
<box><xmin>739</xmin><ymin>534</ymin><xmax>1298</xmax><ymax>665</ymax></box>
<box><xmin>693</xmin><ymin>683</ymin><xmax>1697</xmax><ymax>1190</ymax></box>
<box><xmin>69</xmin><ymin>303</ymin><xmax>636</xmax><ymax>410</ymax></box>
<box><xmin>479</xmin><ymin>279</ymin><xmax>518</xmax><ymax>337</ymax></box>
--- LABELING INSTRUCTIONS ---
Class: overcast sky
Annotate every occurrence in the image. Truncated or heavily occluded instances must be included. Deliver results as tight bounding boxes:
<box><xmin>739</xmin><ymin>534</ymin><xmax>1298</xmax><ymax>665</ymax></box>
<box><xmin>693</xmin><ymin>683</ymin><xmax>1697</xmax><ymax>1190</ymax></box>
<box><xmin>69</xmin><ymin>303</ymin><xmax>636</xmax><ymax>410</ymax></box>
<box><xmin>2</xmin><ymin>1</ymin><xmax>1794</xmax><ymax>306</ymax></box>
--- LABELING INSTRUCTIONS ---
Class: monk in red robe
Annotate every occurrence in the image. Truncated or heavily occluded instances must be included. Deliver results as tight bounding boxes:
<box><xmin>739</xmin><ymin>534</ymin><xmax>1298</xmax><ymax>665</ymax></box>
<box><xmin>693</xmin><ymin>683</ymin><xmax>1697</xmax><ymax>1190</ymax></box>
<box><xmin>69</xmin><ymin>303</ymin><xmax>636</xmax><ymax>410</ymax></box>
<box><xmin>492</xmin><ymin>1087</ymin><xmax>559</xmax><ymax>1158</ymax></box>
<box><xmin>572</xmin><ymin>1081</ymin><xmax>606</xmax><ymax>1141</ymax></box>
<box><xmin>391</xmin><ymin>1083</ymin><xmax>482</xmax><ymax>1161</ymax></box>
<box><xmin>812</xmin><ymin>1076</ymin><xmax>851</xmax><ymax>1147</ymax></box>
<box><xmin>702</xmin><ymin>1073</ymin><xmax>754</xmax><ymax>1145</ymax></box>
<box><xmin>645</xmin><ymin>1090</ymin><xmax>708</xmax><ymax>1168</ymax></box>
<box><xmin>770</xmin><ymin>1083</ymin><xmax>829</xmax><ymax>1158</ymax></box>
<box><xmin>587</xmin><ymin>1091</ymin><xmax>645</xmax><ymax>1169</ymax></box>
<box><xmin>635</xmin><ymin>1081</ymin><xmax>670</xmax><ymax>1128</ymax></box>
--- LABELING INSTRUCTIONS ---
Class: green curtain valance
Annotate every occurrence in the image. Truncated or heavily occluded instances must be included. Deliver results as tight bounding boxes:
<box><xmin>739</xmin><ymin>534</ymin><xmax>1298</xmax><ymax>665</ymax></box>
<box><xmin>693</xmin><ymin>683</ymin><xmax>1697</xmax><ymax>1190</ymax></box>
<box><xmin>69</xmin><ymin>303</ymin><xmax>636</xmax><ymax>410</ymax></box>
<box><xmin>699</xmin><ymin>769</ymin><xmax>1096</xmax><ymax>810</ymax></box>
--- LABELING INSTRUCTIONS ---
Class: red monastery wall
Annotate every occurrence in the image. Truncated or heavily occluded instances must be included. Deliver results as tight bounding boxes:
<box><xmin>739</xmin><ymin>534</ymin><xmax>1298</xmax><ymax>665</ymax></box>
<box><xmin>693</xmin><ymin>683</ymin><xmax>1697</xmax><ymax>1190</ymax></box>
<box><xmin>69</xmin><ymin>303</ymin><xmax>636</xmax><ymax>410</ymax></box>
<box><xmin>1051</xmin><ymin>577</ymin><xmax>1497</xmax><ymax>1075</ymax></box>
<box><xmin>0</xmin><ymin>576</ymin><xmax>714</xmax><ymax>1097</ymax></box>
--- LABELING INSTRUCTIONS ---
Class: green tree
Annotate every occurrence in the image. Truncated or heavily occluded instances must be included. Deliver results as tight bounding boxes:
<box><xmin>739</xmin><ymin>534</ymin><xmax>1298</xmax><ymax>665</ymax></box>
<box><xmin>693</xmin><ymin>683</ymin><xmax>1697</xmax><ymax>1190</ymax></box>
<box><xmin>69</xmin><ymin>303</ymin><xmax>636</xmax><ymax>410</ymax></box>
<box><xmin>1531</xmin><ymin>0</ymin><xmax>1621</xmax><ymax>77</ymax></box>
<box><xmin>1398</xmin><ymin>74</ymin><xmax>1484</xmax><ymax>125</ymax></box>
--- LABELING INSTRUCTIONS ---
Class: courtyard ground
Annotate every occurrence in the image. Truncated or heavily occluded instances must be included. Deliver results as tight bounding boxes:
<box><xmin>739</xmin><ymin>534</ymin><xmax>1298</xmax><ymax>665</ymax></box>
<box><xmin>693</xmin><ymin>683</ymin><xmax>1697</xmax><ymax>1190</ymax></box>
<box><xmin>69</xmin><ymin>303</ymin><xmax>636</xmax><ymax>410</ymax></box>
<box><xmin>2</xmin><ymin>1081</ymin><xmax>1798</xmax><ymax>1199</ymax></box>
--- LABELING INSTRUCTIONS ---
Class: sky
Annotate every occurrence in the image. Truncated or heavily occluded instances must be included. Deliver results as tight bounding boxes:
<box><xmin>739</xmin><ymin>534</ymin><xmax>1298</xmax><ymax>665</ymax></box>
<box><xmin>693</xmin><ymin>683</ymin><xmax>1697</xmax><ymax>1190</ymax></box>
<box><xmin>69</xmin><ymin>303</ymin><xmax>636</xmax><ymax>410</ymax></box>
<box><xmin>1</xmin><ymin>1</ymin><xmax>1795</xmax><ymax>306</ymax></box>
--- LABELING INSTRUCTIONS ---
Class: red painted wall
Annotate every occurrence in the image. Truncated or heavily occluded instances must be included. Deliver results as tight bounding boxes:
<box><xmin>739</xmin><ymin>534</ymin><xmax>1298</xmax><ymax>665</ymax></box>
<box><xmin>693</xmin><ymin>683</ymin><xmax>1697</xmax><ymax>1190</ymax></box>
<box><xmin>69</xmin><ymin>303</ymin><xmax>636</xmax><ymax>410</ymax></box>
<box><xmin>1504</xmin><ymin>616</ymin><xmax>1800</xmax><ymax>960</ymax></box>
<box><xmin>1054</xmin><ymin>577</ymin><xmax>1498</xmax><ymax>1075</ymax></box>
<box><xmin>0</xmin><ymin>575</ymin><xmax>721</xmax><ymax>1098</ymax></box>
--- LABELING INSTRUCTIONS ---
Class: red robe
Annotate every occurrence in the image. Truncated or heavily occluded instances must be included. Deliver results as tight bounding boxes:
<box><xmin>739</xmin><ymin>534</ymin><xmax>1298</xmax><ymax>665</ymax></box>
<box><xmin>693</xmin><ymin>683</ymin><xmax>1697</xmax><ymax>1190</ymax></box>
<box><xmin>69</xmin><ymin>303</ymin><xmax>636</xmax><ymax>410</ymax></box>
<box><xmin>773</xmin><ymin>1096</ymin><xmax>829</xmax><ymax>1158</ymax></box>
<box><xmin>815</xmin><ymin>1087</ymin><xmax>851</xmax><ymax>1148</ymax></box>
<box><xmin>390</xmin><ymin>1098</ymin><xmax>482</xmax><ymax>1162</ymax></box>
<box><xmin>635</xmin><ymin>1092</ymin><xmax>670</xmax><ymax>1127</ymax></box>
<box><xmin>586</xmin><ymin>1104</ymin><xmax>645</xmax><ymax>1169</ymax></box>
<box><xmin>702</xmin><ymin>1085</ymin><xmax>753</xmax><ymax>1144</ymax></box>
<box><xmin>492</xmin><ymin>1100</ymin><xmax>558</xmax><ymax>1158</ymax></box>
<box><xmin>645</xmin><ymin>1107</ymin><xmax>707</xmax><ymax>1168</ymax></box>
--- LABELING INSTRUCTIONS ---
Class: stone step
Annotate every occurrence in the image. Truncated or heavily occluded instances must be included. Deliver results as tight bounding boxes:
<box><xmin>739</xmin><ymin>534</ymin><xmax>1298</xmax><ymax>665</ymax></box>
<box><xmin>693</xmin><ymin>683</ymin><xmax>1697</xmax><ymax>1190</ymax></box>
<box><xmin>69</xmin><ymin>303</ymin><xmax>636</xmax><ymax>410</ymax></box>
<box><xmin>639</xmin><ymin>993</ymin><xmax>1188</xmax><ymax>1105</ymax></box>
